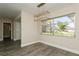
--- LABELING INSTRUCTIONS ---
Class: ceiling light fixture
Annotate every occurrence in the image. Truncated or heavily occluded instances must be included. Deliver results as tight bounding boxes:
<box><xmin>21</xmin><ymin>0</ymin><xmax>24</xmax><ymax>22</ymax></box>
<box><xmin>37</xmin><ymin>3</ymin><xmax>46</xmax><ymax>8</ymax></box>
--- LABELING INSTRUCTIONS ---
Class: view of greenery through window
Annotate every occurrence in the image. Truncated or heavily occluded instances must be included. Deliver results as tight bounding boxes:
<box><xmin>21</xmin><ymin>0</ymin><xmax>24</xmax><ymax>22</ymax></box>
<box><xmin>42</xmin><ymin>13</ymin><xmax>75</xmax><ymax>37</ymax></box>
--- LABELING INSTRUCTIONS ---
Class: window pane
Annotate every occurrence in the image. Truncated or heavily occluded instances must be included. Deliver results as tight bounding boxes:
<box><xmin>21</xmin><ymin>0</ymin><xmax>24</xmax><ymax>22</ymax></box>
<box><xmin>53</xmin><ymin>14</ymin><xmax>75</xmax><ymax>37</ymax></box>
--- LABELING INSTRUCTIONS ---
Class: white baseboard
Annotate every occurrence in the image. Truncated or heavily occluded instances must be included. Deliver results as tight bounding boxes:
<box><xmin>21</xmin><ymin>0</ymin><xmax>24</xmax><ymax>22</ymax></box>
<box><xmin>14</xmin><ymin>39</ymin><xmax>20</xmax><ymax>41</ymax></box>
<box><xmin>20</xmin><ymin>40</ymin><xmax>79</xmax><ymax>54</ymax></box>
<box><xmin>40</xmin><ymin>41</ymin><xmax>79</xmax><ymax>55</ymax></box>
<box><xmin>0</xmin><ymin>39</ymin><xmax>3</xmax><ymax>41</ymax></box>
<box><xmin>21</xmin><ymin>41</ymin><xmax>39</xmax><ymax>47</ymax></box>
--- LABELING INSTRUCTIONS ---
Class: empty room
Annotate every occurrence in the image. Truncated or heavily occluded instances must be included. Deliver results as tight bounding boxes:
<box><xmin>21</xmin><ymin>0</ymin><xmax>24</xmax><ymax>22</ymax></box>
<box><xmin>0</xmin><ymin>3</ymin><xmax>79</xmax><ymax>56</ymax></box>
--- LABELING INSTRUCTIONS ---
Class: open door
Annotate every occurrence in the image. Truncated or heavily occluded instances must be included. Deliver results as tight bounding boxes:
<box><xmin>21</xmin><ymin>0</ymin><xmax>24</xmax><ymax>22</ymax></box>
<box><xmin>3</xmin><ymin>23</ymin><xmax>11</xmax><ymax>41</ymax></box>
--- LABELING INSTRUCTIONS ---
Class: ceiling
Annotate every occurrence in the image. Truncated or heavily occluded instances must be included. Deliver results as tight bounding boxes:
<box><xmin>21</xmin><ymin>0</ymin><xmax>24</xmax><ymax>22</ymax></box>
<box><xmin>0</xmin><ymin>3</ymin><xmax>75</xmax><ymax>19</ymax></box>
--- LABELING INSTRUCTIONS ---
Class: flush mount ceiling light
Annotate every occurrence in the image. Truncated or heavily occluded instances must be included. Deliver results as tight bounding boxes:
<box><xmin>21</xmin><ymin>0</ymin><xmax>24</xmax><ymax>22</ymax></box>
<box><xmin>37</xmin><ymin>3</ymin><xmax>46</xmax><ymax>8</ymax></box>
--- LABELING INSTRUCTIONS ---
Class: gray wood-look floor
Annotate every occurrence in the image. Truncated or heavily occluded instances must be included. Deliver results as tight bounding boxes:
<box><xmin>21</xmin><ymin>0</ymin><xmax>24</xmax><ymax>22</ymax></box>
<box><xmin>0</xmin><ymin>40</ymin><xmax>79</xmax><ymax>56</ymax></box>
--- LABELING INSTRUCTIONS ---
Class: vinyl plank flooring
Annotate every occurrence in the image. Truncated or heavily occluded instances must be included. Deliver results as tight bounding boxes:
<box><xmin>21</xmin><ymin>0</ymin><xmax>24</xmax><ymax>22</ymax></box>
<box><xmin>0</xmin><ymin>40</ymin><xmax>79</xmax><ymax>56</ymax></box>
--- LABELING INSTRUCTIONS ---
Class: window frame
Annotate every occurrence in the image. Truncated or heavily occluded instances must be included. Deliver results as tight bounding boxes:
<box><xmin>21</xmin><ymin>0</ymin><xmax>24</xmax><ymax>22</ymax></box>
<box><xmin>41</xmin><ymin>13</ymin><xmax>75</xmax><ymax>38</ymax></box>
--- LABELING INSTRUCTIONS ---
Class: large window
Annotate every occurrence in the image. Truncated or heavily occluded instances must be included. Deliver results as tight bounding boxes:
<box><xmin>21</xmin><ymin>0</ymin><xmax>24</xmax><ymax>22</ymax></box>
<box><xmin>41</xmin><ymin>13</ymin><xmax>75</xmax><ymax>37</ymax></box>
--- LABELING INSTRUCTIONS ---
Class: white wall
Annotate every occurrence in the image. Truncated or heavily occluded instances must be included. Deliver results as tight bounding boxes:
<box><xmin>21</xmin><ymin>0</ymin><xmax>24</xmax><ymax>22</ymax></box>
<box><xmin>14</xmin><ymin>19</ymin><xmax>21</xmax><ymax>41</ymax></box>
<box><xmin>0</xmin><ymin>19</ymin><xmax>3</xmax><ymax>41</ymax></box>
<box><xmin>21</xmin><ymin>9</ymin><xmax>40</xmax><ymax>47</ymax></box>
<box><xmin>40</xmin><ymin>4</ymin><xmax>79</xmax><ymax>54</ymax></box>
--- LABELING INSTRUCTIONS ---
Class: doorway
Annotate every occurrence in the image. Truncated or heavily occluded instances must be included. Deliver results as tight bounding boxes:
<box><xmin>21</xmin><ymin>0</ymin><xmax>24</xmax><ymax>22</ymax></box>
<box><xmin>3</xmin><ymin>23</ymin><xmax>11</xmax><ymax>42</ymax></box>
